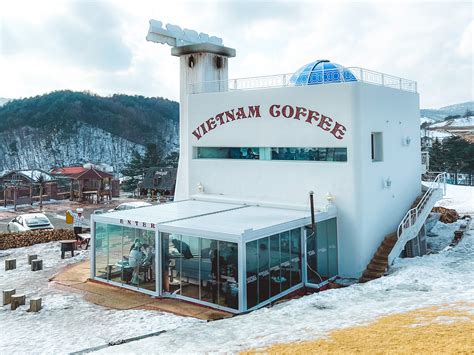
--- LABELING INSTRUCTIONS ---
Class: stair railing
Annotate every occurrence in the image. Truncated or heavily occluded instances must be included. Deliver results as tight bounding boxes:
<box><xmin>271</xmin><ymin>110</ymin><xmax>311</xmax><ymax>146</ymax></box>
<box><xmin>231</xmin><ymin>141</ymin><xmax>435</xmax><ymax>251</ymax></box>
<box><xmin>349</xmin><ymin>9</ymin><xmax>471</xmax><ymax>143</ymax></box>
<box><xmin>396</xmin><ymin>172</ymin><xmax>446</xmax><ymax>241</ymax></box>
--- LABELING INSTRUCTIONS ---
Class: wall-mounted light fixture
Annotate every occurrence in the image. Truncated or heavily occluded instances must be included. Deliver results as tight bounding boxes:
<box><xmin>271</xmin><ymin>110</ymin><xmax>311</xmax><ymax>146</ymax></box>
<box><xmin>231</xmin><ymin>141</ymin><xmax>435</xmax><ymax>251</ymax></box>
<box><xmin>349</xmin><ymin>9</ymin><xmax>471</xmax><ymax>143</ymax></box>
<box><xmin>383</xmin><ymin>177</ymin><xmax>392</xmax><ymax>189</ymax></box>
<box><xmin>197</xmin><ymin>182</ymin><xmax>204</xmax><ymax>193</ymax></box>
<box><xmin>402</xmin><ymin>136</ymin><xmax>411</xmax><ymax>146</ymax></box>
<box><xmin>326</xmin><ymin>192</ymin><xmax>333</xmax><ymax>204</ymax></box>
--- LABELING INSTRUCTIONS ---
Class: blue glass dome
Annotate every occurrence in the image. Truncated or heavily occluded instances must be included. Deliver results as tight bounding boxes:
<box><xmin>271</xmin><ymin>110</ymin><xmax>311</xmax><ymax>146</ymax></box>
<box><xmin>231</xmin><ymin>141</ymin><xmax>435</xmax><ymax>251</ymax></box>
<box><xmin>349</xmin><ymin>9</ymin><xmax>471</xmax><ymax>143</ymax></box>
<box><xmin>289</xmin><ymin>60</ymin><xmax>357</xmax><ymax>86</ymax></box>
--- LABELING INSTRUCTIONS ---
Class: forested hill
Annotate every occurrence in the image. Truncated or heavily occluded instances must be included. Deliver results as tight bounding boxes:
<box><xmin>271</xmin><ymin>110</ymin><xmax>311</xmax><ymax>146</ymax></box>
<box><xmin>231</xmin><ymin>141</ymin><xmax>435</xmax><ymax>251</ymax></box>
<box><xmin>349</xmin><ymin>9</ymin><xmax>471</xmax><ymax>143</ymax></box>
<box><xmin>0</xmin><ymin>91</ymin><xmax>179</xmax><ymax>172</ymax></box>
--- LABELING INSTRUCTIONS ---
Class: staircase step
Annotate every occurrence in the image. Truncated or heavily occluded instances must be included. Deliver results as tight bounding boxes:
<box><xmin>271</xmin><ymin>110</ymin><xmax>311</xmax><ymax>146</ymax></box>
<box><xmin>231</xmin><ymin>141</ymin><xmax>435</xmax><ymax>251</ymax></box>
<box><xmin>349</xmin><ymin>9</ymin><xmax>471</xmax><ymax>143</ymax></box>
<box><xmin>384</xmin><ymin>233</ymin><xmax>397</xmax><ymax>242</ymax></box>
<box><xmin>367</xmin><ymin>263</ymin><xmax>387</xmax><ymax>273</ymax></box>
<box><xmin>362</xmin><ymin>269</ymin><xmax>385</xmax><ymax>279</ymax></box>
<box><xmin>375</xmin><ymin>248</ymin><xmax>391</xmax><ymax>257</ymax></box>
<box><xmin>382</xmin><ymin>238</ymin><xmax>397</xmax><ymax>248</ymax></box>
<box><xmin>373</xmin><ymin>252</ymin><xmax>388</xmax><ymax>262</ymax></box>
<box><xmin>371</xmin><ymin>258</ymin><xmax>388</xmax><ymax>268</ymax></box>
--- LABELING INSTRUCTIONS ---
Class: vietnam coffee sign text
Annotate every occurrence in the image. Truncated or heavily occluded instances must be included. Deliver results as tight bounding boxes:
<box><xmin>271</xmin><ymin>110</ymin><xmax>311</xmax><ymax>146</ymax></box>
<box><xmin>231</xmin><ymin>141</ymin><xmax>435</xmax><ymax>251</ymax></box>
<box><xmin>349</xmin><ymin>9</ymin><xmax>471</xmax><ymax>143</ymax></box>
<box><xmin>191</xmin><ymin>104</ymin><xmax>347</xmax><ymax>141</ymax></box>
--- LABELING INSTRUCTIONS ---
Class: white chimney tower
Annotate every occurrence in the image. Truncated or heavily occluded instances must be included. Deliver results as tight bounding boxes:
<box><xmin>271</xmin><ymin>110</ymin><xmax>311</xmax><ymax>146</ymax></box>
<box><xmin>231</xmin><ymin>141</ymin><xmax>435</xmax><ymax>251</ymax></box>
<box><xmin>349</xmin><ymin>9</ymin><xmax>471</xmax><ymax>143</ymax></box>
<box><xmin>146</xmin><ymin>20</ymin><xmax>236</xmax><ymax>200</ymax></box>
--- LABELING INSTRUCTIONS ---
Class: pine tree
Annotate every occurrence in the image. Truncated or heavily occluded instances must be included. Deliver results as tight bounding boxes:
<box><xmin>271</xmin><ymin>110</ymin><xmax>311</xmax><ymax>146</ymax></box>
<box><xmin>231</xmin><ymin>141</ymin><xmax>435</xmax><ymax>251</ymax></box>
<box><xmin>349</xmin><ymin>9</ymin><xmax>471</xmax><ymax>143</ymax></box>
<box><xmin>163</xmin><ymin>151</ymin><xmax>179</xmax><ymax>167</ymax></box>
<box><xmin>122</xmin><ymin>145</ymin><xmax>169</xmax><ymax>192</ymax></box>
<box><xmin>142</xmin><ymin>143</ymin><xmax>164</xmax><ymax>168</ymax></box>
<box><xmin>122</xmin><ymin>150</ymin><xmax>145</xmax><ymax>192</ymax></box>
<box><xmin>429</xmin><ymin>138</ymin><xmax>445</xmax><ymax>172</ymax></box>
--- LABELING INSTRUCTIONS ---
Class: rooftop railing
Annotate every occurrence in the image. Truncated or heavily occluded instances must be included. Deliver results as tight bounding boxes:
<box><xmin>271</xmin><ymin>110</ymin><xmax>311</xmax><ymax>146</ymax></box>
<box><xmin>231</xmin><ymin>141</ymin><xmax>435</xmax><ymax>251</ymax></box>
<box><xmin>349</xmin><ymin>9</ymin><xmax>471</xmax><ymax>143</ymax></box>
<box><xmin>188</xmin><ymin>67</ymin><xmax>417</xmax><ymax>94</ymax></box>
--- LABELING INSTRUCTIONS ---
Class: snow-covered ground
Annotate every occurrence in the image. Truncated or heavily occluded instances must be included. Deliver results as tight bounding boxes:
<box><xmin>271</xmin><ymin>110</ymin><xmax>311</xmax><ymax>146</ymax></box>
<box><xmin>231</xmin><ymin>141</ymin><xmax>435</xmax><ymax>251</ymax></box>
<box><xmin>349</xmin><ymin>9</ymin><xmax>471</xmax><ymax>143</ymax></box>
<box><xmin>432</xmin><ymin>183</ymin><xmax>474</xmax><ymax>215</ymax></box>
<box><xmin>0</xmin><ymin>244</ymin><xmax>199</xmax><ymax>354</ymax></box>
<box><xmin>0</xmin><ymin>184</ymin><xmax>473</xmax><ymax>354</ymax></box>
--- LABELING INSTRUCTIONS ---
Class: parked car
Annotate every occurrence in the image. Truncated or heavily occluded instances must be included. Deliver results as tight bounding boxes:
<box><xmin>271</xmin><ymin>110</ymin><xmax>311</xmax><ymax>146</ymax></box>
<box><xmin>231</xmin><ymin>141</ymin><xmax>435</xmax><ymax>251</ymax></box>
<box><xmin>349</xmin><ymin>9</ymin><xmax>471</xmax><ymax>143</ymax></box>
<box><xmin>7</xmin><ymin>213</ymin><xmax>54</xmax><ymax>232</ymax></box>
<box><xmin>108</xmin><ymin>201</ymin><xmax>152</xmax><ymax>212</ymax></box>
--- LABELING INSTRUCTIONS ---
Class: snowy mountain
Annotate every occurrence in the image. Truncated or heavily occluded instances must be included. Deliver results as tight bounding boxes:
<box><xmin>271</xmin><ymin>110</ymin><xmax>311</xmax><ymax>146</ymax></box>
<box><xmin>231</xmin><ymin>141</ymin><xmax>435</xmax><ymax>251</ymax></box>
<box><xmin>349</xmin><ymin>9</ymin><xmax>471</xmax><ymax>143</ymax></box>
<box><xmin>429</xmin><ymin>116</ymin><xmax>473</xmax><ymax>129</ymax></box>
<box><xmin>0</xmin><ymin>124</ymin><xmax>146</xmax><ymax>173</ymax></box>
<box><xmin>420</xmin><ymin>116</ymin><xmax>436</xmax><ymax>125</ymax></box>
<box><xmin>0</xmin><ymin>91</ymin><xmax>179</xmax><ymax>173</ymax></box>
<box><xmin>420</xmin><ymin>101</ymin><xmax>474</xmax><ymax>122</ymax></box>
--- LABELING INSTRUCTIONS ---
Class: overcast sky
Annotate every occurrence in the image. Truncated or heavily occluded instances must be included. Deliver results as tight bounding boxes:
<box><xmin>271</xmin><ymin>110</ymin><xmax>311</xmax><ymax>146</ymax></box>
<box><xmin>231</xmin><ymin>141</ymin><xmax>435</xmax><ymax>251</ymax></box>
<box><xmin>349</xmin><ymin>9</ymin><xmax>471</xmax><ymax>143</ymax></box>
<box><xmin>0</xmin><ymin>0</ymin><xmax>472</xmax><ymax>108</ymax></box>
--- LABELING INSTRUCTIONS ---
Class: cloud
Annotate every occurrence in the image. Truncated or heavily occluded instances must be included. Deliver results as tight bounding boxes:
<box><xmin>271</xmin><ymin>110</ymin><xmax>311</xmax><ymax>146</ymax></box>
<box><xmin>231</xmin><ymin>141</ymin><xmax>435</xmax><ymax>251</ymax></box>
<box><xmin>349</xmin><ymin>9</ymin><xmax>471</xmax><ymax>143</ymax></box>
<box><xmin>1</xmin><ymin>1</ymin><xmax>132</xmax><ymax>71</ymax></box>
<box><xmin>457</xmin><ymin>20</ymin><xmax>473</xmax><ymax>59</ymax></box>
<box><xmin>0</xmin><ymin>0</ymin><xmax>472</xmax><ymax>107</ymax></box>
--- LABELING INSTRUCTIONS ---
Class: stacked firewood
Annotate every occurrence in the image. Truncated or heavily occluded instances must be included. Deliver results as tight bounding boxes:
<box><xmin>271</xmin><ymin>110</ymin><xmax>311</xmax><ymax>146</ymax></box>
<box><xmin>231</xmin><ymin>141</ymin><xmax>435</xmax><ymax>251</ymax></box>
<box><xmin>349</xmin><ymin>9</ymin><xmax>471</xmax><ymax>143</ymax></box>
<box><xmin>431</xmin><ymin>207</ymin><xmax>460</xmax><ymax>223</ymax></box>
<box><xmin>0</xmin><ymin>229</ymin><xmax>75</xmax><ymax>250</ymax></box>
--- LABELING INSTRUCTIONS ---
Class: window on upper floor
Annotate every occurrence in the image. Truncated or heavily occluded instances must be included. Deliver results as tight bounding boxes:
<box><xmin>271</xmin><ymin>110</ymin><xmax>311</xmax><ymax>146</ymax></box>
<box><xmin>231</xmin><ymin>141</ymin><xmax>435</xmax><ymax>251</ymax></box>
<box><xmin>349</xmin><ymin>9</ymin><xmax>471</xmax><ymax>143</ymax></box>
<box><xmin>195</xmin><ymin>147</ymin><xmax>347</xmax><ymax>162</ymax></box>
<box><xmin>371</xmin><ymin>132</ymin><xmax>383</xmax><ymax>162</ymax></box>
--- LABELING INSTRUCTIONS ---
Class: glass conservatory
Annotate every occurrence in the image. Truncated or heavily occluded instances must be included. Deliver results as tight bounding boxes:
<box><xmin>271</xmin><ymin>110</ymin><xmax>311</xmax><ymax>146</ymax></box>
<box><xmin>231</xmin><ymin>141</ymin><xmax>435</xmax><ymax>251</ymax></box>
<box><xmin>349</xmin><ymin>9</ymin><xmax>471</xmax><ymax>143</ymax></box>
<box><xmin>91</xmin><ymin>200</ymin><xmax>338</xmax><ymax>313</ymax></box>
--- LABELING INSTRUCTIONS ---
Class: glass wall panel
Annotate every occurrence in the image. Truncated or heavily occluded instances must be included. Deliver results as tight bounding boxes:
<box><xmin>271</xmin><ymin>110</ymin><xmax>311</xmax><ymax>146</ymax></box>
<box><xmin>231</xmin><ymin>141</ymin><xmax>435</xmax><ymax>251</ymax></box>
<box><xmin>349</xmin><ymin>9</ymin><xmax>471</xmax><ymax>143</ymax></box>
<box><xmin>258</xmin><ymin>237</ymin><xmax>270</xmax><ymax>304</ymax></box>
<box><xmin>306</xmin><ymin>218</ymin><xmax>338</xmax><ymax>285</ymax></box>
<box><xmin>132</xmin><ymin>229</ymin><xmax>156</xmax><ymax>291</ymax></box>
<box><xmin>316</xmin><ymin>221</ymin><xmax>329</xmax><ymax>279</ymax></box>
<box><xmin>200</xmin><ymin>238</ymin><xmax>217</xmax><ymax>304</ymax></box>
<box><xmin>159</xmin><ymin>234</ymin><xmax>239</xmax><ymax>310</ymax></box>
<box><xmin>94</xmin><ymin>224</ymin><xmax>156</xmax><ymax>291</ymax></box>
<box><xmin>218</xmin><ymin>241</ymin><xmax>239</xmax><ymax>309</ymax></box>
<box><xmin>122</xmin><ymin>227</ymin><xmax>138</xmax><ymax>285</ymax></box>
<box><xmin>290</xmin><ymin>229</ymin><xmax>302</xmax><ymax>286</ymax></box>
<box><xmin>94</xmin><ymin>222</ymin><xmax>108</xmax><ymax>280</ymax></box>
<box><xmin>327</xmin><ymin>218</ymin><xmax>338</xmax><ymax>278</ymax></box>
<box><xmin>306</xmin><ymin>227</ymin><xmax>321</xmax><ymax>284</ymax></box>
<box><xmin>269</xmin><ymin>234</ymin><xmax>281</xmax><ymax>297</ymax></box>
<box><xmin>180</xmin><ymin>235</ymin><xmax>200</xmax><ymax>300</ymax></box>
<box><xmin>162</xmin><ymin>233</ymin><xmax>181</xmax><ymax>294</ymax></box>
<box><xmin>107</xmin><ymin>224</ymin><xmax>123</xmax><ymax>283</ymax></box>
<box><xmin>170</xmin><ymin>234</ymin><xmax>182</xmax><ymax>294</ymax></box>
<box><xmin>280</xmin><ymin>231</ymin><xmax>291</xmax><ymax>292</ymax></box>
<box><xmin>246</xmin><ymin>240</ymin><xmax>258</xmax><ymax>309</ymax></box>
<box><xmin>245</xmin><ymin>228</ymin><xmax>303</xmax><ymax>310</ymax></box>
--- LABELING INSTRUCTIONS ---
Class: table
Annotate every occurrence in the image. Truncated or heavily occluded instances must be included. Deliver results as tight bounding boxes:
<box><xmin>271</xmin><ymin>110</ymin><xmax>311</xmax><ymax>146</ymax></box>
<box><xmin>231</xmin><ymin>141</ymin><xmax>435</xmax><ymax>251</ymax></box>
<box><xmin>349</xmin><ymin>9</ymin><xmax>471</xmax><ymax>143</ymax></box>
<box><xmin>59</xmin><ymin>240</ymin><xmax>77</xmax><ymax>259</ymax></box>
<box><xmin>77</xmin><ymin>233</ymin><xmax>91</xmax><ymax>250</ymax></box>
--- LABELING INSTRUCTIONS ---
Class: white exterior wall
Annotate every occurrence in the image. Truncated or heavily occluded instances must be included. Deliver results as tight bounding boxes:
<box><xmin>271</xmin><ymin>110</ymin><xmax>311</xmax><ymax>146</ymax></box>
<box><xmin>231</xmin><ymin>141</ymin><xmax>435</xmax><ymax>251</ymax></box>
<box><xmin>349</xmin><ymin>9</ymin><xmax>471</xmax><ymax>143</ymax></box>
<box><xmin>180</xmin><ymin>82</ymin><xmax>420</xmax><ymax>278</ymax></box>
<box><xmin>175</xmin><ymin>52</ymin><xmax>229</xmax><ymax>200</ymax></box>
<box><xmin>353</xmin><ymin>84</ymin><xmax>421</xmax><ymax>275</ymax></box>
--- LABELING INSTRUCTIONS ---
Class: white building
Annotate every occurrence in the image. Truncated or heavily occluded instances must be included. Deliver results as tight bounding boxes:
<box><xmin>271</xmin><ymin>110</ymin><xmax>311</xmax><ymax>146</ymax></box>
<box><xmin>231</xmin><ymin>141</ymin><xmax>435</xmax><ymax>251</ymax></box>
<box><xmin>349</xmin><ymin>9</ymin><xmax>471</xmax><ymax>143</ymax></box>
<box><xmin>90</xmin><ymin>22</ymin><xmax>445</xmax><ymax>313</ymax></box>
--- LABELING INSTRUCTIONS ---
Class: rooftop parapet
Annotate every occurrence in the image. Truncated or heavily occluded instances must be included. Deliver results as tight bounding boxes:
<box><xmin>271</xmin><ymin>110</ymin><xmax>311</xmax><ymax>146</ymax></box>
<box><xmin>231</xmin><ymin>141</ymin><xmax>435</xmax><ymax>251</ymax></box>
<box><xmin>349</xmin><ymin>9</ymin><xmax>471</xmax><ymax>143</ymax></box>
<box><xmin>188</xmin><ymin>67</ymin><xmax>417</xmax><ymax>94</ymax></box>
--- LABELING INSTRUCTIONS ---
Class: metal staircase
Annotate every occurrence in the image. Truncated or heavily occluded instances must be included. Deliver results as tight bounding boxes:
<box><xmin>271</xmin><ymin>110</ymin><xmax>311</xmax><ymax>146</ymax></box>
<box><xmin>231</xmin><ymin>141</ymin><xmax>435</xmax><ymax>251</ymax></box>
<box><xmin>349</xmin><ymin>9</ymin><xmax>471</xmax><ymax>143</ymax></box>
<box><xmin>360</xmin><ymin>173</ymin><xmax>446</xmax><ymax>283</ymax></box>
<box><xmin>388</xmin><ymin>172</ymin><xmax>446</xmax><ymax>265</ymax></box>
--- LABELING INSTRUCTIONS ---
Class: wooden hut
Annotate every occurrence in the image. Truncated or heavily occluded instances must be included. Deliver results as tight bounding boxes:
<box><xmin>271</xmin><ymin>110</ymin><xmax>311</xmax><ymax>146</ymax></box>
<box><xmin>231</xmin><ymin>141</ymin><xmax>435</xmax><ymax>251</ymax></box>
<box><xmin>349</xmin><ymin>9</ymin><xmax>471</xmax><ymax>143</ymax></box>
<box><xmin>138</xmin><ymin>167</ymin><xmax>177</xmax><ymax>201</ymax></box>
<box><xmin>0</xmin><ymin>170</ymin><xmax>57</xmax><ymax>207</ymax></box>
<box><xmin>50</xmin><ymin>166</ymin><xmax>117</xmax><ymax>203</ymax></box>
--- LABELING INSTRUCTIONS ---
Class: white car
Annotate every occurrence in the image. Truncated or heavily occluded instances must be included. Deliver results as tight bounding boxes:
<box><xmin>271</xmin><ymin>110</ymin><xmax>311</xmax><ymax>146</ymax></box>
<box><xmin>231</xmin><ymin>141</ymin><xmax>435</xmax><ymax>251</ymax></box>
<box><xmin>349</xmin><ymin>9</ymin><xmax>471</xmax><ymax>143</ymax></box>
<box><xmin>108</xmin><ymin>201</ymin><xmax>152</xmax><ymax>212</ymax></box>
<box><xmin>7</xmin><ymin>213</ymin><xmax>54</xmax><ymax>232</ymax></box>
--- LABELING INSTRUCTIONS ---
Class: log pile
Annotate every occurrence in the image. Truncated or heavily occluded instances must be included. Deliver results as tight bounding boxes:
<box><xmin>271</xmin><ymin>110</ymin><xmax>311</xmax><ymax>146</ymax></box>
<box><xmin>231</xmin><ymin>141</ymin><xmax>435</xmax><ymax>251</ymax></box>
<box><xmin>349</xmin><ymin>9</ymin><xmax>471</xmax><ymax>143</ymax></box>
<box><xmin>0</xmin><ymin>229</ymin><xmax>75</xmax><ymax>250</ymax></box>
<box><xmin>431</xmin><ymin>207</ymin><xmax>459</xmax><ymax>224</ymax></box>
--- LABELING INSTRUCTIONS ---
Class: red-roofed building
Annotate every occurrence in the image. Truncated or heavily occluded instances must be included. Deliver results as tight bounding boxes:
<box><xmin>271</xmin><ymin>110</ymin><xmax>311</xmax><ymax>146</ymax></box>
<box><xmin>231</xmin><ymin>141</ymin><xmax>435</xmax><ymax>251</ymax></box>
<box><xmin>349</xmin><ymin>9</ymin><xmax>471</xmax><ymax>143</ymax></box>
<box><xmin>50</xmin><ymin>166</ymin><xmax>88</xmax><ymax>176</ymax></box>
<box><xmin>51</xmin><ymin>166</ymin><xmax>119</xmax><ymax>202</ymax></box>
